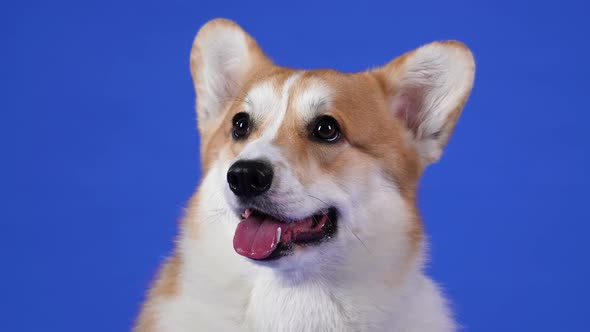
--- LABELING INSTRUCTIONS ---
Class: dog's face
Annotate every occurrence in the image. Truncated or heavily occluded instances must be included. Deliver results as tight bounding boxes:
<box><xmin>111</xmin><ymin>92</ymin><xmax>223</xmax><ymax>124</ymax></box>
<box><xmin>190</xmin><ymin>19</ymin><xmax>474</xmax><ymax>273</ymax></box>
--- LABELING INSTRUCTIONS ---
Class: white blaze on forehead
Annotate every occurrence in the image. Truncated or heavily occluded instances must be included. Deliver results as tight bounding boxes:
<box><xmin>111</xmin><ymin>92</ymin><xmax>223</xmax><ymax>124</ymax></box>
<box><xmin>292</xmin><ymin>79</ymin><xmax>333</xmax><ymax>124</ymax></box>
<box><xmin>238</xmin><ymin>72</ymin><xmax>302</xmax><ymax>160</ymax></box>
<box><xmin>262</xmin><ymin>72</ymin><xmax>302</xmax><ymax>140</ymax></box>
<box><xmin>244</xmin><ymin>73</ymin><xmax>302</xmax><ymax>139</ymax></box>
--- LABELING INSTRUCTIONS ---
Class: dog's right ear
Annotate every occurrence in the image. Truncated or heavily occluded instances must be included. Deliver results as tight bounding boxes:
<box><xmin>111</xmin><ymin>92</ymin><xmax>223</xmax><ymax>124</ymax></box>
<box><xmin>190</xmin><ymin>19</ymin><xmax>271</xmax><ymax>136</ymax></box>
<box><xmin>372</xmin><ymin>41</ymin><xmax>475</xmax><ymax>166</ymax></box>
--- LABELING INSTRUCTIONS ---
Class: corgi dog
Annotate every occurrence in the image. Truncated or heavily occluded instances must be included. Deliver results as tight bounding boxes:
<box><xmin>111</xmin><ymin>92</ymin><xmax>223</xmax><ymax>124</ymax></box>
<box><xmin>135</xmin><ymin>18</ymin><xmax>475</xmax><ymax>332</ymax></box>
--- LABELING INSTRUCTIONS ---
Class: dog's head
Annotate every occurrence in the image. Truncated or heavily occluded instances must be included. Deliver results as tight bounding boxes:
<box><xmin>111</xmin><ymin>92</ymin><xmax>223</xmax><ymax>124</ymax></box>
<box><xmin>190</xmin><ymin>19</ymin><xmax>474</xmax><ymax>273</ymax></box>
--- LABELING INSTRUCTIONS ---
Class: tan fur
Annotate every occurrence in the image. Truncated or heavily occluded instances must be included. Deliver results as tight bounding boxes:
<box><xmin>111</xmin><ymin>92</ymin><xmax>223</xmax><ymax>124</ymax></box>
<box><xmin>134</xmin><ymin>255</ymin><xmax>181</xmax><ymax>332</ymax></box>
<box><xmin>134</xmin><ymin>191</ymin><xmax>203</xmax><ymax>331</ymax></box>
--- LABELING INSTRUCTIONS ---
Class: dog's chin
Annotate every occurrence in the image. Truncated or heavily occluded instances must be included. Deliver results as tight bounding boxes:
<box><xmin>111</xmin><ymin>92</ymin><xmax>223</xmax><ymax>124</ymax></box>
<box><xmin>230</xmin><ymin>206</ymin><xmax>339</xmax><ymax>268</ymax></box>
<box><xmin>247</xmin><ymin>240</ymin><xmax>336</xmax><ymax>272</ymax></box>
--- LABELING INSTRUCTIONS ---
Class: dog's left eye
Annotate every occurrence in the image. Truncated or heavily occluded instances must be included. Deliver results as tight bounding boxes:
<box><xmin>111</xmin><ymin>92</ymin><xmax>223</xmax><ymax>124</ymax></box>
<box><xmin>312</xmin><ymin>116</ymin><xmax>341</xmax><ymax>143</ymax></box>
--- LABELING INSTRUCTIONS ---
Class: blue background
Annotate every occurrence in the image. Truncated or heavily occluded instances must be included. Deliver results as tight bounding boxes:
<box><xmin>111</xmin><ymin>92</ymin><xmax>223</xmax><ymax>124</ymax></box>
<box><xmin>2</xmin><ymin>0</ymin><xmax>589</xmax><ymax>331</ymax></box>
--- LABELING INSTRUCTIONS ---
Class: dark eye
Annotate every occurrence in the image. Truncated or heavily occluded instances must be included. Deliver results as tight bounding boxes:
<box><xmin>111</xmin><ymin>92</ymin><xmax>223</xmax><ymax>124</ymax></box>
<box><xmin>312</xmin><ymin>115</ymin><xmax>341</xmax><ymax>143</ymax></box>
<box><xmin>232</xmin><ymin>112</ymin><xmax>250</xmax><ymax>139</ymax></box>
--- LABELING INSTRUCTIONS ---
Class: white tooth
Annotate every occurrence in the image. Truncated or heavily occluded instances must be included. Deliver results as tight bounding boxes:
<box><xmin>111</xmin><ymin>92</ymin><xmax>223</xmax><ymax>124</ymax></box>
<box><xmin>276</xmin><ymin>227</ymin><xmax>282</xmax><ymax>242</ymax></box>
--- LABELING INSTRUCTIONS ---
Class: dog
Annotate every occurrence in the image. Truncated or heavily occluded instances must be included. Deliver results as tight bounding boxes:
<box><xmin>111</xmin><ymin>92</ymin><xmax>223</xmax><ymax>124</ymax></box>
<box><xmin>134</xmin><ymin>18</ymin><xmax>475</xmax><ymax>332</ymax></box>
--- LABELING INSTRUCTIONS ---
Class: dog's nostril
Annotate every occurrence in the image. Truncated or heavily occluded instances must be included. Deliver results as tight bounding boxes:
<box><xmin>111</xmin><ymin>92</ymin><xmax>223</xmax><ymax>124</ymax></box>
<box><xmin>250</xmin><ymin>172</ymin><xmax>265</xmax><ymax>189</ymax></box>
<box><xmin>227</xmin><ymin>173</ymin><xmax>239</xmax><ymax>189</ymax></box>
<box><xmin>227</xmin><ymin>160</ymin><xmax>273</xmax><ymax>198</ymax></box>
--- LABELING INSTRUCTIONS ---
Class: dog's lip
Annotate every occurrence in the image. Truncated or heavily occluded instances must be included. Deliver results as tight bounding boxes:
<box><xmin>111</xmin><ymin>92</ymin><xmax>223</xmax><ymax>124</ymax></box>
<box><xmin>240</xmin><ymin>208</ymin><xmax>253</xmax><ymax>219</ymax></box>
<box><xmin>233</xmin><ymin>207</ymin><xmax>339</xmax><ymax>261</ymax></box>
<box><xmin>239</xmin><ymin>208</ymin><xmax>332</xmax><ymax>224</ymax></box>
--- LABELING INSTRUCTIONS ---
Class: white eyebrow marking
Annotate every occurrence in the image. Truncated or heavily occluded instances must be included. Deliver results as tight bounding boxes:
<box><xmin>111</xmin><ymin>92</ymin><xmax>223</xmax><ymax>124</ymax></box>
<box><xmin>244</xmin><ymin>81</ymin><xmax>278</xmax><ymax>124</ymax></box>
<box><xmin>292</xmin><ymin>79</ymin><xmax>333</xmax><ymax>124</ymax></box>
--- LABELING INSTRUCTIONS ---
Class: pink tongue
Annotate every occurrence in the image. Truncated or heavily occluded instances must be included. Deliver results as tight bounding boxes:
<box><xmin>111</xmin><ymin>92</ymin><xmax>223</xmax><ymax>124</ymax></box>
<box><xmin>233</xmin><ymin>214</ymin><xmax>282</xmax><ymax>260</ymax></box>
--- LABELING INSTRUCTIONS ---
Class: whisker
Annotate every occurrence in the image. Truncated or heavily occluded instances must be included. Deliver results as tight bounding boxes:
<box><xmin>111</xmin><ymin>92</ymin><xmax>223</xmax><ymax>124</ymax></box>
<box><xmin>307</xmin><ymin>194</ymin><xmax>329</xmax><ymax>207</ymax></box>
<box><xmin>307</xmin><ymin>195</ymin><xmax>371</xmax><ymax>254</ymax></box>
<box><xmin>207</xmin><ymin>189</ymin><xmax>224</xmax><ymax>202</ymax></box>
<box><xmin>380</xmin><ymin>182</ymin><xmax>398</xmax><ymax>191</ymax></box>
<box><xmin>346</xmin><ymin>224</ymin><xmax>371</xmax><ymax>253</ymax></box>
<box><xmin>201</xmin><ymin>209</ymin><xmax>232</xmax><ymax>225</ymax></box>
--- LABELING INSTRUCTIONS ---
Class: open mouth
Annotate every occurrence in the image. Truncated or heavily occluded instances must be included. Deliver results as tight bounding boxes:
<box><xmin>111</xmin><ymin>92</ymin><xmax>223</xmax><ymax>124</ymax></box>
<box><xmin>233</xmin><ymin>208</ymin><xmax>338</xmax><ymax>261</ymax></box>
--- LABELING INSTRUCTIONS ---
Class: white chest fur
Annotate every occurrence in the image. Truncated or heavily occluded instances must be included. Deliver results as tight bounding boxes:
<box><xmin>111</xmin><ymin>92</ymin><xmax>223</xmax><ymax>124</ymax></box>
<box><xmin>245</xmin><ymin>272</ymin><xmax>350</xmax><ymax>332</ymax></box>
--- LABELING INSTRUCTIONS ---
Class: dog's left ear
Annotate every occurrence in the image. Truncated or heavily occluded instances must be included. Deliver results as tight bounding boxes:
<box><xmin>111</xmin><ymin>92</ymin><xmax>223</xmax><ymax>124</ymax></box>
<box><xmin>373</xmin><ymin>41</ymin><xmax>475</xmax><ymax>165</ymax></box>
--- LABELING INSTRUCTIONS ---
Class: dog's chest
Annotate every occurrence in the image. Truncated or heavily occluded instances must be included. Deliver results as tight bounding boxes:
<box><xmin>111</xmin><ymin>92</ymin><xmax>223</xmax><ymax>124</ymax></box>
<box><xmin>243</xmin><ymin>273</ymin><xmax>351</xmax><ymax>332</ymax></box>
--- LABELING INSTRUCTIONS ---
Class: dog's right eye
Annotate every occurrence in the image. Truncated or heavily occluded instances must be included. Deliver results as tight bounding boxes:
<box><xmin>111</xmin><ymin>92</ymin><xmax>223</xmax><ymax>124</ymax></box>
<box><xmin>311</xmin><ymin>115</ymin><xmax>341</xmax><ymax>143</ymax></box>
<box><xmin>232</xmin><ymin>112</ymin><xmax>250</xmax><ymax>140</ymax></box>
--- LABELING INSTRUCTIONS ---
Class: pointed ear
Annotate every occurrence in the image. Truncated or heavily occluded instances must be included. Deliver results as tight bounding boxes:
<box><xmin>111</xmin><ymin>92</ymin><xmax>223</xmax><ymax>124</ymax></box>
<box><xmin>190</xmin><ymin>19</ymin><xmax>272</xmax><ymax>135</ymax></box>
<box><xmin>373</xmin><ymin>41</ymin><xmax>475</xmax><ymax>165</ymax></box>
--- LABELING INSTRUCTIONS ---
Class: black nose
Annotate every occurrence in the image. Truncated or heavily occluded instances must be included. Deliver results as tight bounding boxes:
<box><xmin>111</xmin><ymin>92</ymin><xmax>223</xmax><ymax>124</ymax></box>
<box><xmin>227</xmin><ymin>160</ymin><xmax>274</xmax><ymax>198</ymax></box>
